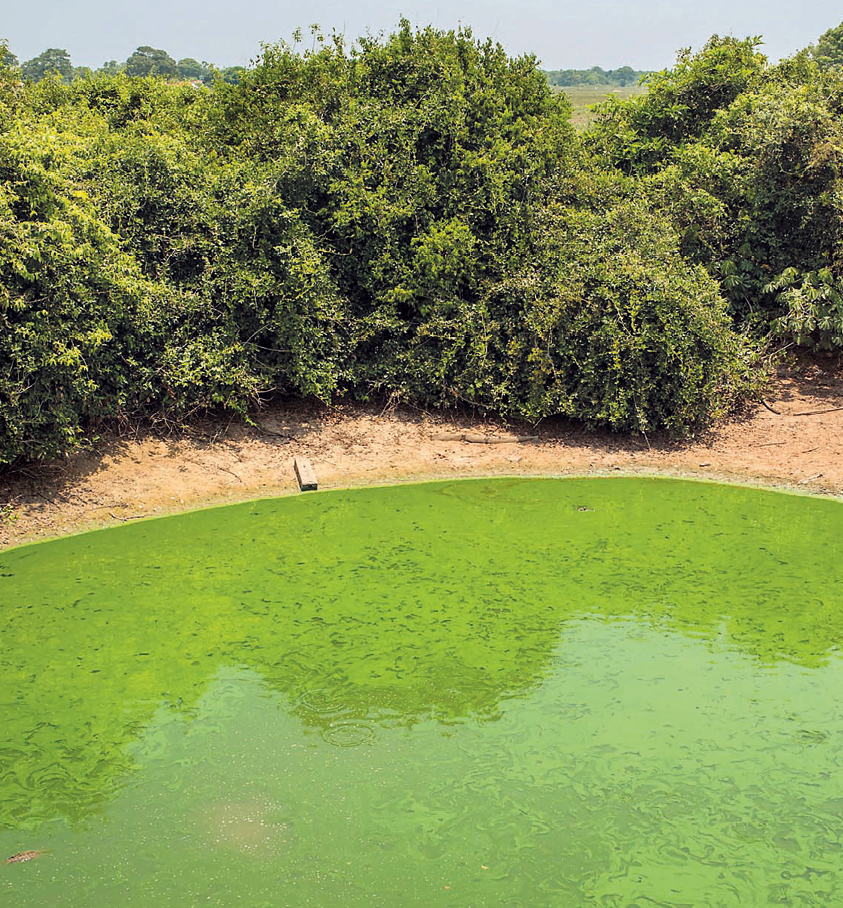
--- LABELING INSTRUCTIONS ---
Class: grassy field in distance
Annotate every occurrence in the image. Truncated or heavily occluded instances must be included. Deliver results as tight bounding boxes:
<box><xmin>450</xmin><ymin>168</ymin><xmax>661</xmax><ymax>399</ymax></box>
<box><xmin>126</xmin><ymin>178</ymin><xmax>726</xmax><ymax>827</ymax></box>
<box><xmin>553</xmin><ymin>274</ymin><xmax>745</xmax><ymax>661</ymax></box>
<box><xmin>560</xmin><ymin>84</ymin><xmax>648</xmax><ymax>129</ymax></box>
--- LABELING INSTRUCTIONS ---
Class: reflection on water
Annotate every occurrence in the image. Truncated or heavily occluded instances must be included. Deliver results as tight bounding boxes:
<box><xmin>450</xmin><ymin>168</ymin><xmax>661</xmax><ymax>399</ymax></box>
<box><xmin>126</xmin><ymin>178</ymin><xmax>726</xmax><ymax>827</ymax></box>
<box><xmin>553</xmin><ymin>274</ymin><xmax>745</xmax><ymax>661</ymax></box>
<box><xmin>1</xmin><ymin>477</ymin><xmax>842</xmax><ymax>906</ymax></box>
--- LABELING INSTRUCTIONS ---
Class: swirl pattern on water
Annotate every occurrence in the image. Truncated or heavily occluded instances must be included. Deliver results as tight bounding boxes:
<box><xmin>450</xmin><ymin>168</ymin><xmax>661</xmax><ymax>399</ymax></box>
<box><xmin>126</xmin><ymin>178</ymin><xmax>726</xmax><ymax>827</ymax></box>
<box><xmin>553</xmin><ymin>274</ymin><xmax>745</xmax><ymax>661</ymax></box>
<box><xmin>1</xmin><ymin>477</ymin><xmax>842</xmax><ymax>907</ymax></box>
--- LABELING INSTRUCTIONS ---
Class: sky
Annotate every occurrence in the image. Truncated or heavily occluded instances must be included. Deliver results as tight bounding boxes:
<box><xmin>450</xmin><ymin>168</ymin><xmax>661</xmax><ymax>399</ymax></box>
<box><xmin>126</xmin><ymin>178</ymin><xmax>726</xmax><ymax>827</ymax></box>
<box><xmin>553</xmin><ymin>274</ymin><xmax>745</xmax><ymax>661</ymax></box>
<box><xmin>3</xmin><ymin>0</ymin><xmax>841</xmax><ymax>72</ymax></box>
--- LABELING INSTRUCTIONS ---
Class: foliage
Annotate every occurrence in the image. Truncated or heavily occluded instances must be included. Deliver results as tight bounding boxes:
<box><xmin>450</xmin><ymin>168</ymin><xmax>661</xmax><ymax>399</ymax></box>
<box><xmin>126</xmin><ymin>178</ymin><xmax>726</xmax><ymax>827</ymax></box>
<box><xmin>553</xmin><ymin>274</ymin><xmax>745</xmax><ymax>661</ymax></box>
<box><xmin>18</xmin><ymin>44</ymin><xmax>265</xmax><ymax>87</ymax></box>
<box><xmin>0</xmin><ymin>119</ymin><xmax>152</xmax><ymax>463</ymax></box>
<box><xmin>544</xmin><ymin>65</ymin><xmax>649</xmax><ymax>87</ymax></box>
<box><xmin>1</xmin><ymin>41</ymin><xmax>17</xmax><ymax>69</ymax></box>
<box><xmin>176</xmin><ymin>57</ymin><xmax>209</xmax><ymax>81</ymax></box>
<box><xmin>499</xmin><ymin>201</ymin><xmax>760</xmax><ymax>434</ymax></box>
<box><xmin>0</xmin><ymin>40</ymin><xmax>22</xmax><ymax>123</ymax></box>
<box><xmin>0</xmin><ymin>22</ymin><xmax>783</xmax><ymax>464</ymax></box>
<box><xmin>98</xmin><ymin>60</ymin><xmax>125</xmax><ymax>76</ymax></box>
<box><xmin>125</xmin><ymin>46</ymin><xmax>178</xmax><ymax>78</ymax></box>
<box><xmin>219</xmin><ymin>66</ymin><xmax>246</xmax><ymax>85</ymax></box>
<box><xmin>208</xmin><ymin>21</ymin><xmax>580</xmax><ymax>405</ymax></box>
<box><xmin>705</xmin><ymin>72</ymin><xmax>843</xmax><ymax>318</ymax></box>
<box><xmin>587</xmin><ymin>34</ymin><xmax>843</xmax><ymax>350</ymax></box>
<box><xmin>21</xmin><ymin>48</ymin><xmax>73</xmax><ymax>84</ymax></box>
<box><xmin>768</xmin><ymin>267</ymin><xmax>843</xmax><ymax>348</ymax></box>
<box><xmin>587</xmin><ymin>36</ymin><xmax>766</xmax><ymax>174</ymax></box>
<box><xmin>810</xmin><ymin>19</ymin><xmax>843</xmax><ymax>70</ymax></box>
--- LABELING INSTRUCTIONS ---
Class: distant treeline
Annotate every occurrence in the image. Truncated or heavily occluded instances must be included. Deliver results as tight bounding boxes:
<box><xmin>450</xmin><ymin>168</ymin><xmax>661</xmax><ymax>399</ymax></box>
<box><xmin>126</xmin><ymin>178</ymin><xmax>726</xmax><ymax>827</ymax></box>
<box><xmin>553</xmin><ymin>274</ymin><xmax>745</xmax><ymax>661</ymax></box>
<box><xmin>2</xmin><ymin>19</ymin><xmax>843</xmax><ymax>465</ymax></box>
<box><xmin>0</xmin><ymin>43</ymin><xmax>245</xmax><ymax>85</ymax></box>
<box><xmin>4</xmin><ymin>43</ymin><xmax>648</xmax><ymax>90</ymax></box>
<box><xmin>543</xmin><ymin>66</ymin><xmax>650</xmax><ymax>87</ymax></box>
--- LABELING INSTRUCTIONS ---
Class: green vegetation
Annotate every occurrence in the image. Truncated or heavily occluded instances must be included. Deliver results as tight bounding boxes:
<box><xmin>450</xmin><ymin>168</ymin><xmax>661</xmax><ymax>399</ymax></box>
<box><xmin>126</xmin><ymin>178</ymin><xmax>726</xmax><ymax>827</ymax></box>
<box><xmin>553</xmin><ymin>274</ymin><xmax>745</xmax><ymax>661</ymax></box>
<box><xmin>587</xmin><ymin>34</ymin><xmax>843</xmax><ymax>345</ymax></box>
<box><xmin>2</xmin><ymin>19</ymin><xmax>843</xmax><ymax>464</ymax></box>
<box><xmin>20</xmin><ymin>47</ymin><xmax>74</xmax><ymax>84</ymax></box>
<box><xmin>124</xmin><ymin>45</ymin><xmax>179</xmax><ymax>78</ymax></box>
<box><xmin>544</xmin><ymin>65</ymin><xmax>650</xmax><ymax>87</ymax></box>
<box><xmin>809</xmin><ymin>20</ymin><xmax>843</xmax><ymax>70</ymax></box>
<box><xmin>10</xmin><ymin>42</ymin><xmax>242</xmax><ymax>86</ymax></box>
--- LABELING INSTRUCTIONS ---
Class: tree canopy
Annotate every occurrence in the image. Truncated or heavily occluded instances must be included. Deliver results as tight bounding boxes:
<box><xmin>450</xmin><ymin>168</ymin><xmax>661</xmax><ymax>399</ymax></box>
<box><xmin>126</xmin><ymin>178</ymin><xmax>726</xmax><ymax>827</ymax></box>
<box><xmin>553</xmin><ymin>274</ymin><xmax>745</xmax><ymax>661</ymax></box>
<box><xmin>544</xmin><ymin>65</ymin><xmax>649</xmax><ymax>87</ymax></box>
<box><xmin>21</xmin><ymin>47</ymin><xmax>73</xmax><ymax>83</ymax></box>
<box><xmin>810</xmin><ymin>19</ymin><xmax>843</xmax><ymax>70</ymax></box>
<box><xmin>0</xmin><ymin>41</ymin><xmax>16</xmax><ymax>69</ymax></box>
<box><xmin>124</xmin><ymin>46</ymin><xmax>178</xmax><ymax>77</ymax></box>
<box><xmin>586</xmin><ymin>32</ymin><xmax>843</xmax><ymax>349</ymax></box>
<box><xmin>7</xmin><ymin>18</ymin><xmax>843</xmax><ymax>464</ymax></box>
<box><xmin>176</xmin><ymin>57</ymin><xmax>209</xmax><ymax>81</ymax></box>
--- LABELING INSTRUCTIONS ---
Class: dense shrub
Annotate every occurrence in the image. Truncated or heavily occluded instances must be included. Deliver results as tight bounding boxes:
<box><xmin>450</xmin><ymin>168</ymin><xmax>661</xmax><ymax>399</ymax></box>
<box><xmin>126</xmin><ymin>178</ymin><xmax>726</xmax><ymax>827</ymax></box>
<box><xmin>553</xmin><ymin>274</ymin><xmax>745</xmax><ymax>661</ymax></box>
<box><xmin>497</xmin><ymin>202</ymin><xmax>759</xmax><ymax>433</ymax></box>
<box><xmin>586</xmin><ymin>36</ymin><xmax>767</xmax><ymax>175</ymax></box>
<box><xmin>589</xmin><ymin>39</ymin><xmax>843</xmax><ymax>348</ymax></box>
<box><xmin>0</xmin><ymin>123</ymin><xmax>150</xmax><ymax>463</ymax></box>
<box><xmin>0</xmin><ymin>23</ymin><xmax>774</xmax><ymax>463</ymax></box>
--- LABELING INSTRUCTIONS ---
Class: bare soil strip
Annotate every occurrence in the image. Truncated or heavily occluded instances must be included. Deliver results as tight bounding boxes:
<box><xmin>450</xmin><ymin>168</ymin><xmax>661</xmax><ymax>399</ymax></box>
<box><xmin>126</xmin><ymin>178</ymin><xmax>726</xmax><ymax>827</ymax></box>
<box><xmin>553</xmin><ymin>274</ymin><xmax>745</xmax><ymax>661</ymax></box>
<box><xmin>2</xmin><ymin>361</ymin><xmax>843</xmax><ymax>550</ymax></box>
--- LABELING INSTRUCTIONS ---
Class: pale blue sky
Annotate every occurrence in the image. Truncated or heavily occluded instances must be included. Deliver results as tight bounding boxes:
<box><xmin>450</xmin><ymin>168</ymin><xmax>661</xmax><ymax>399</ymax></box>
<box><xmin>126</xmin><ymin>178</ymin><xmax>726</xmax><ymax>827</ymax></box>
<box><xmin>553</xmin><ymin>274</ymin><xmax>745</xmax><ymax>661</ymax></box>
<box><xmin>3</xmin><ymin>0</ymin><xmax>839</xmax><ymax>72</ymax></box>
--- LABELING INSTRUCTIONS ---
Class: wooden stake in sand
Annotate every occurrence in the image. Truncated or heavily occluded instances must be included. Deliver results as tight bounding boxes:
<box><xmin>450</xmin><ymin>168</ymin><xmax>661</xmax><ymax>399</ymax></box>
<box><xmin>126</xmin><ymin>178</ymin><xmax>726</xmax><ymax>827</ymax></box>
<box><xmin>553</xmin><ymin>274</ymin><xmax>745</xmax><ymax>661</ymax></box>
<box><xmin>294</xmin><ymin>456</ymin><xmax>318</xmax><ymax>491</ymax></box>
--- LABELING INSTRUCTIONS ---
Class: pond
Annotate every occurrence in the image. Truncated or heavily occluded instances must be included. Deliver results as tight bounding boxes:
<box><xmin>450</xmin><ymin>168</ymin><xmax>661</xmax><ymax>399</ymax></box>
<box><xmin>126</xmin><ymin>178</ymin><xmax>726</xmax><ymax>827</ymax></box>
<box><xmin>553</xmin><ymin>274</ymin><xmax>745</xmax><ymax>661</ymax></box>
<box><xmin>1</xmin><ymin>477</ymin><xmax>842</xmax><ymax>906</ymax></box>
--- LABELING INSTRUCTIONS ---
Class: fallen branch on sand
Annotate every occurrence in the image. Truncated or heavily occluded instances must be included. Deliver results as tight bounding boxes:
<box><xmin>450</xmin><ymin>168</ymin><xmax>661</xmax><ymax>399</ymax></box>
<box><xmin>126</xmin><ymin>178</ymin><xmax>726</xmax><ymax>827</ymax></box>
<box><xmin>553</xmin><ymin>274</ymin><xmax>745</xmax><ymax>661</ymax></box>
<box><xmin>792</xmin><ymin>406</ymin><xmax>843</xmax><ymax>417</ymax></box>
<box><xmin>760</xmin><ymin>400</ymin><xmax>843</xmax><ymax>418</ymax></box>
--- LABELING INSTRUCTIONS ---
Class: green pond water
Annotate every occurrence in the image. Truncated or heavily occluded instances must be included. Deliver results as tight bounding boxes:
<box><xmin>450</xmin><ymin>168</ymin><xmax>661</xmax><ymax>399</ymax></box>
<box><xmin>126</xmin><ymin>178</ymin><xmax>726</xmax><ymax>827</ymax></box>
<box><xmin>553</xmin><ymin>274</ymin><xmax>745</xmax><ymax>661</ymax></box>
<box><xmin>1</xmin><ymin>477</ymin><xmax>842</xmax><ymax>907</ymax></box>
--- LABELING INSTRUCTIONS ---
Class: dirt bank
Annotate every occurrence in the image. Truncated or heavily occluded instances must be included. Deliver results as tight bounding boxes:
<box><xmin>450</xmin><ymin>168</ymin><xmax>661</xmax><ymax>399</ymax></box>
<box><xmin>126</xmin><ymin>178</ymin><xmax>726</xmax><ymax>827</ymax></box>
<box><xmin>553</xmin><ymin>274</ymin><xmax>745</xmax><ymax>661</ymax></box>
<box><xmin>2</xmin><ymin>358</ymin><xmax>843</xmax><ymax>550</ymax></box>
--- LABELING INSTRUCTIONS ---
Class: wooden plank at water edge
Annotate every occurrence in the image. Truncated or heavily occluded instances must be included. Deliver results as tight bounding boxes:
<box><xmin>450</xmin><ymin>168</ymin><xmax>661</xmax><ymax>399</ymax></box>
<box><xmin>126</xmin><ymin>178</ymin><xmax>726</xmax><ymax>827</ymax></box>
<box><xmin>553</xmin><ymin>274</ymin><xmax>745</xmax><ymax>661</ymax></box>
<box><xmin>294</xmin><ymin>456</ymin><xmax>318</xmax><ymax>491</ymax></box>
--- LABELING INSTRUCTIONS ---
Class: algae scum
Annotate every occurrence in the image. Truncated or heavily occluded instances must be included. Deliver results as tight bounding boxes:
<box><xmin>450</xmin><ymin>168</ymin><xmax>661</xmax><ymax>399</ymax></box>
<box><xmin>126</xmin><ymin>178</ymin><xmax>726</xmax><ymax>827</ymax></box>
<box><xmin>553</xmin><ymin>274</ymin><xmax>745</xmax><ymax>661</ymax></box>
<box><xmin>1</xmin><ymin>477</ymin><xmax>842</xmax><ymax>907</ymax></box>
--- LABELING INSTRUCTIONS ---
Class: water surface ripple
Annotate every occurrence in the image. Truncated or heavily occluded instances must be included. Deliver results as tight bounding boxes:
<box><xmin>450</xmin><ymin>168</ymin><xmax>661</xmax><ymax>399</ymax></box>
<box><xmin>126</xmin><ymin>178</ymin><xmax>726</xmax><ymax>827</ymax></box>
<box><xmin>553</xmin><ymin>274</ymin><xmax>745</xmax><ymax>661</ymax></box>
<box><xmin>1</xmin><ymin>477</ymin><xmax>842</xmax><ymax>906</ymax></box>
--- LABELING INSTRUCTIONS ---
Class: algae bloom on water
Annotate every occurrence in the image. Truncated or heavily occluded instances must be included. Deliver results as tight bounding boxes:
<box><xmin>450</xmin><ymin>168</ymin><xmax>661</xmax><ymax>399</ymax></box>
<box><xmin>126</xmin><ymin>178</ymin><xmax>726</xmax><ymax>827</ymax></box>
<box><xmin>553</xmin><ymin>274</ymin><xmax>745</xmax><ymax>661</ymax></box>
<box><xmin>1</xmin><ymin>477</ymin><xmax>842</xmax><ymax>907</ymax></box>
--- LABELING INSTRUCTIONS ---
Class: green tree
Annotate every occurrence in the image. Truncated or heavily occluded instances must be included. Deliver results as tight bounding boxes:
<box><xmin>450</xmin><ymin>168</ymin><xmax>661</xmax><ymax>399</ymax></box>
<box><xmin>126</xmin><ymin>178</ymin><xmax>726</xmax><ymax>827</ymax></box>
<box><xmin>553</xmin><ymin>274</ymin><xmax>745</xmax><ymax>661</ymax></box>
<box><xmin>125</xmin><ymin>46</ymin><xmax>177</xmax><ymax>78</ymax></box>
<box><xmin>1</xmin><ymin>41</ymin><xmax>17</xmax><ymax>68</ymax></box>
<box><xmin>810</xmin><ymin>20</ymin><xmax>843</xmax><ymax>70</ymax></box>
<box><xmin>499</xmin><ymin>200</ymin><xmax>759</xmax><ymax>434</ymax></box>
<box><xmin>176</xmin><ymin>57</ymin><xmax>210</xmax><ymax>81</ymax></box>
<box><xmin>614</xmin><ymin>66</ymin><xmax>636</xmax><ymax>86</ymax></box>
<box><xmin>0</xmin><ymin>40</ymin><xmax>21</xmax><ymax>127</ymax></box>
<box><xmin>544</xmin><ymin>65</ymin><xmax>649</xmax><ymax>88</ymax></box>
<box><xmin>21</xmin><ymin>47</ymin><xmax>73</xmax><ymax>83</ymax></box>
<box><xmin>588</xmin><ymin>36</ymin><xmax>766</xmax><ymax>173</ymax></box>
<box><xmin>0</xmin><ymin>120</ymin><xmax>153</xmax><ymax>463</ymax></box>
<box><xmin>219</xmin><ymin>65</ymin><xmax>245</xmax><ymax>84</ymax></box>
<box><xmin>587</xmin><ymin>35</ymin><xmax>843</xmax><ymax>348</ymax></box>
<box><xmin>98</xmin><ymin>59</ymin><xmax>124</xmax><ymax>75</ymax></box>
<box><xmin>0</xmin><ymin>24</ymin><xmax>767</xmax><ymax>463</ymax></box>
